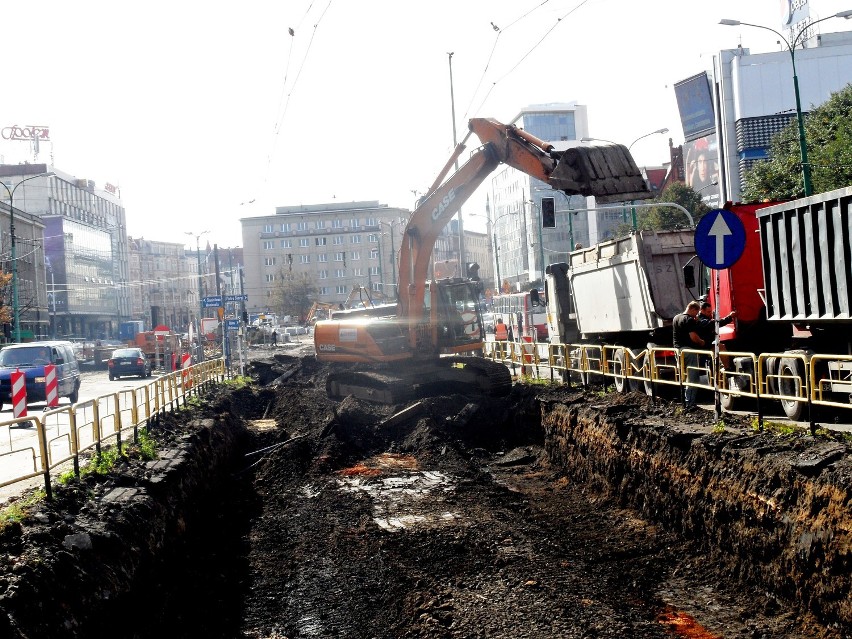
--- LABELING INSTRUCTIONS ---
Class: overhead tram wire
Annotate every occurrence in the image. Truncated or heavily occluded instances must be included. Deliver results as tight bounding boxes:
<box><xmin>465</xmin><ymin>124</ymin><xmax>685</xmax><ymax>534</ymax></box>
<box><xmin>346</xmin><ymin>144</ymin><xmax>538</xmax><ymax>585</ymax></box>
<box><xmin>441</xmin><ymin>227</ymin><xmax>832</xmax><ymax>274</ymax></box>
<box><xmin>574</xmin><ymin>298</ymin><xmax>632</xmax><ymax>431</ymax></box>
<box><xmin>464</xmin><ymin>0</ymin><xmax>596</xmax><ymax>121</ymax></box>
<box><xmin>263</xmin><ymin>0</ymin><xmax>335</xmax><ymax>190</ymax></box>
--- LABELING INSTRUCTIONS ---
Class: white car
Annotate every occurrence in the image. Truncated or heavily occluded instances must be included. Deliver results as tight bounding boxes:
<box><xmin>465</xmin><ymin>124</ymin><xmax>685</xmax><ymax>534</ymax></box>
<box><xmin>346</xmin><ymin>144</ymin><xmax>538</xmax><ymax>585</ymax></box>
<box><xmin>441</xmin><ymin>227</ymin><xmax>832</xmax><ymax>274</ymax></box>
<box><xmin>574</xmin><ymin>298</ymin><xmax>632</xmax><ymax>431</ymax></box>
<box><xmin>284</xmin><ymin>326</ymin><xmax>307</xmax><ymax>337</ymax></box>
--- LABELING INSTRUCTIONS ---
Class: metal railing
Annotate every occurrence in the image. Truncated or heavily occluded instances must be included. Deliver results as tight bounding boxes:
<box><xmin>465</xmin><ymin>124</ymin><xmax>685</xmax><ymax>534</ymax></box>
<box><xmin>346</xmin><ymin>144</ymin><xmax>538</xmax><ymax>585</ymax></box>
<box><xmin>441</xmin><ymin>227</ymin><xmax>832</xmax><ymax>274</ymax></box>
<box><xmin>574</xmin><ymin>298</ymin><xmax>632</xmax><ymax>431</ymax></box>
<box><xmin>484</xmin><ymin>338</ymin><xmax>852</xmax><ymax>430</ymax></box>
<box><xmin>0</xmin><ymin>359</ymin><xmax>226</xmax><ymax>500</ymax></box>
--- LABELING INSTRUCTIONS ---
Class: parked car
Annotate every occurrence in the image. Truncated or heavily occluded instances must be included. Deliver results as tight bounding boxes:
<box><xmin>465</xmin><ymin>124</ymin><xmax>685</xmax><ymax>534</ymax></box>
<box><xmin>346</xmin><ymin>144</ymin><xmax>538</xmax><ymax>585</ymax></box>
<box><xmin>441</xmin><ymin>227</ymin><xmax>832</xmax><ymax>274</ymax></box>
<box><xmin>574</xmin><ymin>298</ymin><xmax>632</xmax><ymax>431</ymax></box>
<box><xmin>284</xmin><ymin>326</ymin><xmax>307</xmax><ymax>337</ymax></box>
<box><xmin>0</xmin><ymin>341</ymin><xmax>82</xmax><ymax>409</ymax></box>
<box><xmin>107</xmin><ymin>348</ymin><xmax>152</xmax><ymax>380</ymax></box>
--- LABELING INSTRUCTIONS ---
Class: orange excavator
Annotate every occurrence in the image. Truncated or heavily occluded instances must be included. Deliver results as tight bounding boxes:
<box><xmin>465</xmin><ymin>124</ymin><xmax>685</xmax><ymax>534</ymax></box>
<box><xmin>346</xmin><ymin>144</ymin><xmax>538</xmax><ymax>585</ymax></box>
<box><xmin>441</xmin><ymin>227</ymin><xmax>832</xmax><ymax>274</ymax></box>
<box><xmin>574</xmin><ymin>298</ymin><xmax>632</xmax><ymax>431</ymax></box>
<box><xmin>313</xmin><ymin>117</ymin><xmax>652</xmax><ymax>403</ymax></box>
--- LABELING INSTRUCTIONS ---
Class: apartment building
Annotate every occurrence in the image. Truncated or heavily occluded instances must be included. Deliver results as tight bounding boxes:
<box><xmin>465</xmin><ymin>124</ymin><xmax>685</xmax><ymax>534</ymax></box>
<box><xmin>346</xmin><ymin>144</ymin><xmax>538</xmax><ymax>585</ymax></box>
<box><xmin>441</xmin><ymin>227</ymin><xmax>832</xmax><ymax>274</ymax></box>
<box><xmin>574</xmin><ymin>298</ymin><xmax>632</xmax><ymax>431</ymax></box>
<box><xmin>241</xmin><ymin>201</ymin><xmax>408</xmax><ymax>316</ymax></box>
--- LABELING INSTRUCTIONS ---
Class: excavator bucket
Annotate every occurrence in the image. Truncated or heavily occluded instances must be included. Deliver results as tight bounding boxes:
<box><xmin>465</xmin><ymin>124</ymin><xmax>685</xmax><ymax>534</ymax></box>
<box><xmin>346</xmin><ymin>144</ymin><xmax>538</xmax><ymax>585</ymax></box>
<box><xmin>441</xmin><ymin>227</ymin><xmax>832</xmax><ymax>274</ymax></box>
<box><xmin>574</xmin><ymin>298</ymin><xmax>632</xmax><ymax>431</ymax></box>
<box><xmin>548</xmin><ymin>144</ymin><xmax>653</xmax><ymax>203</ymax></box>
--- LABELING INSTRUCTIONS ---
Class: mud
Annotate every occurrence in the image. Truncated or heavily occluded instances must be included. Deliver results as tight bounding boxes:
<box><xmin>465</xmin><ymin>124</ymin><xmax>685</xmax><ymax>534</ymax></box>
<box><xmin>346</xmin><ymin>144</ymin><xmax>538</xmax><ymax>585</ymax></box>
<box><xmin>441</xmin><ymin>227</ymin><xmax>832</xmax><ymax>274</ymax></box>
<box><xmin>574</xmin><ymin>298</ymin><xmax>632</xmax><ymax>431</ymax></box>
<box><xmin>0</xmin><ymin>352</ymin><xmax>849</xmax><ymax>638</ymax></box>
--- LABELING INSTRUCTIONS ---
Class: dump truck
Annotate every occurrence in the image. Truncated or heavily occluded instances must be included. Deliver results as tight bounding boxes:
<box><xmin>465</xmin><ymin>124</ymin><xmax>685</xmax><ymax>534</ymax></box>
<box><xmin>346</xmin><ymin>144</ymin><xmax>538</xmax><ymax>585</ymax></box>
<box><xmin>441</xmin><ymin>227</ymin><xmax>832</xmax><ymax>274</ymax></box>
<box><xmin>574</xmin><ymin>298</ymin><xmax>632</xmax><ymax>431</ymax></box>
<box><xmin>707</xmin><ymin>187</ymin><xmax>852</xmax><ymax>419</ymax></box>
<box><xmin>545</xmin><ymin>228</ymin><xmax>698</xmax><ymax>392</ymax></box>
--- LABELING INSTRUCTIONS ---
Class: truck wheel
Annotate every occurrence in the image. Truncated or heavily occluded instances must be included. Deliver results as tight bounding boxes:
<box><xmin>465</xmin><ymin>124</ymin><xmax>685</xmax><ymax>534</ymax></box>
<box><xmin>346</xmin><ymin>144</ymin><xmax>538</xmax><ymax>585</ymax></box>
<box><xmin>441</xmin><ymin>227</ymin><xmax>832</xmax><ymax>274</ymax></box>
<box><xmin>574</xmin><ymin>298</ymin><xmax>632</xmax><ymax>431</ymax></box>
<box><xmin>69</xmin><ymin>383</ymin><xmax>80</xmax><ymax>404</ymax></box>
<box><xmin>779</xmin><ymin>357</ymin><xmax>806</xmax><ymax>421</ymax></box>
<box><xmin>719</xmin><ymin>375</ymin><xmax>741</xmax><ymax>412</ymax></box>
<box><xmin>613</xmin><ymin>349</ymin><xmax>629</xmax><ymax>393</ymax></box>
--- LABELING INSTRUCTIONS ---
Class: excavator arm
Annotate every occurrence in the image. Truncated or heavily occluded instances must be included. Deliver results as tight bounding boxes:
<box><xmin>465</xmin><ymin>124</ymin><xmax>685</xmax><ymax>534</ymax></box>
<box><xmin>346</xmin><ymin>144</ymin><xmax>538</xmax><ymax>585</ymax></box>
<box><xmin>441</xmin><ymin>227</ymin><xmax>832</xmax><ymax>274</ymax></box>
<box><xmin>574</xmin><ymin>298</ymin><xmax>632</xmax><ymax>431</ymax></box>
<box><xmin>398</xmin><ymin>117</ymin><xmax>651</xmax><ymax>325</ymax></box>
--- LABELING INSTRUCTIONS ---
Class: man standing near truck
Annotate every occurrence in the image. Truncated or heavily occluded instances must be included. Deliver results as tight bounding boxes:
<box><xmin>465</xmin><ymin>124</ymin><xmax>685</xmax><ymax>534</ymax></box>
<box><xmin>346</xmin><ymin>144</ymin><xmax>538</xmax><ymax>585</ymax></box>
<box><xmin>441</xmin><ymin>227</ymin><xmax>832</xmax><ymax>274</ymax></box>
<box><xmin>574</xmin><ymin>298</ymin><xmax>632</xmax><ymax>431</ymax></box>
<box><xmin>673</xmin><ymin>301</ymin><xmax>705</xmax><ymax>412</ymax></box>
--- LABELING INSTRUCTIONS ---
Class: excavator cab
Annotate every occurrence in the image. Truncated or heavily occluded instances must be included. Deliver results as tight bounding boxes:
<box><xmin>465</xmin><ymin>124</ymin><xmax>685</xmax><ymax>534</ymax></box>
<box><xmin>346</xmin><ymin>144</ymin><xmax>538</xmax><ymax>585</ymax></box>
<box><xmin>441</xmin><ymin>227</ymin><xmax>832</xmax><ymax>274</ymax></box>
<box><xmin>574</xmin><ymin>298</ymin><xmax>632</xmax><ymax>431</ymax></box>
<box><xmin>432</xmin><ymin>280</ymin><xmax>483</xmax><ymax>350</ymax></box>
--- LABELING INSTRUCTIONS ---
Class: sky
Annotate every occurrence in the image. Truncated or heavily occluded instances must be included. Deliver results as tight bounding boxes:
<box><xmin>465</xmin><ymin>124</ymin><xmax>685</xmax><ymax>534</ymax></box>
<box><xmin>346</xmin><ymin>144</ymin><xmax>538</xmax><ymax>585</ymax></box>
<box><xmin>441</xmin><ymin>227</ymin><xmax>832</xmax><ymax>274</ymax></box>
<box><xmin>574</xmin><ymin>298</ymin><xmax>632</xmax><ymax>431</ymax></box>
<box><xmin>2</xmin><ymin>0</ymin><xmax>851</xmax><ymax>249</ymax></box>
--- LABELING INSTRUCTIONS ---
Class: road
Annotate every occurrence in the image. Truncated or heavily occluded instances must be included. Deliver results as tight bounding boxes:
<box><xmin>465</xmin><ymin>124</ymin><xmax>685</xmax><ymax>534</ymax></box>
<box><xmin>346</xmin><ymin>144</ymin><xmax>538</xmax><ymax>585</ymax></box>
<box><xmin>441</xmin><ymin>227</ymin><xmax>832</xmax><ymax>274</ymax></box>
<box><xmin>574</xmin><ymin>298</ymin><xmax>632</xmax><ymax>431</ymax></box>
<box><xmin>0</xmin><ymin>367</ymin><xmax>164</xmax><ymax>504</ymax></box>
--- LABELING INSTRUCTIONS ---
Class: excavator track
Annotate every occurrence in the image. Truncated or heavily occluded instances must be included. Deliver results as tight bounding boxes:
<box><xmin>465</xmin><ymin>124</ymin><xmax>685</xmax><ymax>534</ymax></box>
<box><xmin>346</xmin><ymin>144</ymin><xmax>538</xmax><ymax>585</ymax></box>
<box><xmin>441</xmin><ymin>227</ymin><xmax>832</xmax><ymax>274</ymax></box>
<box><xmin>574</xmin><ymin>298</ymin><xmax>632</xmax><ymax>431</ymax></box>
<box><xmin>325</xmin><ymin>357</ymin><xmax>512</xmax><ymax>405</ymax></box>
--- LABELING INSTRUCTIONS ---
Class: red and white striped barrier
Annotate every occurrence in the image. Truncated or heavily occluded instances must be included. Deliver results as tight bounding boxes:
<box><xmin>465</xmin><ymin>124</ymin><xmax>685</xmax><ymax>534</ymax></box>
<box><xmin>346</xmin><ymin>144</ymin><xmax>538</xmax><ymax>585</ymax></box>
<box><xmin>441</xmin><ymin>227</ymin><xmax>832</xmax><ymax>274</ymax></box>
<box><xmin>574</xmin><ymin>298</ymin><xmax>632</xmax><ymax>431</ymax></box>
<box><xmin>181</xmin><ymin>353</ymin><xmax>193</xmax><ymax>389</ymax></box>
<box><xmin>44</xmin><ymin>364</ymin><xmax>59</xmax><ymax>407</ymax></box>
<box><xmin>11</xmin><ymin>369</ymin><xmax>27</xmax><ymax>418</ymax></box>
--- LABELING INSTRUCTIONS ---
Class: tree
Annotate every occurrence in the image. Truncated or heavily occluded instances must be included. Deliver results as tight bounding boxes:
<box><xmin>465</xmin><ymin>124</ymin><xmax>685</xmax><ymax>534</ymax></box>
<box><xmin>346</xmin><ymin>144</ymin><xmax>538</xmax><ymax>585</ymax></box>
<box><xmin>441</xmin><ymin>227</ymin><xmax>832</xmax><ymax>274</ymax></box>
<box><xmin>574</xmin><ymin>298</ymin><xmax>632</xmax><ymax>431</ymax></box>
<box><xmin>0</xmin><ymin>270</ymin><xmax>15</xmax><ymax>326</ymax></box>
<box><xmin>268</xmin><ymin>271</ymin><xmax>317</xmax><ymax>323</ymax></box>
<box><xmin>627</xmin><ymin>182</ymin><xmax>710</xmax><ymax>233</ymax></box>
<box><xmin>743</xmin><ymin>83</ymin><xmax>852</xmax><ymax>201</ymax></box>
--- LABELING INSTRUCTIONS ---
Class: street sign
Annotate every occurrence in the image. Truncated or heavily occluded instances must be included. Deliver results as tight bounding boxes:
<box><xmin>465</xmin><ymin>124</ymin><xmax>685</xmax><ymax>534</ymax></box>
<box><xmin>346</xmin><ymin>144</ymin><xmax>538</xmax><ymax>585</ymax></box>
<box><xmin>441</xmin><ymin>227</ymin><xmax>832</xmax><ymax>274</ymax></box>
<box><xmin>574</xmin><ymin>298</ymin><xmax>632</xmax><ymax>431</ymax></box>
<box><xmin>202</xmin><ymin>296</ymin><xmax>222</xmax><ymax>308</ymax></box>
<box><xmin>694</xmin><ymin>209</ymin><xmax>747</xmax><ymax>269</ymax></box>
<box><xmin>223</xmin><ymin>294</ymin><xmax>248</xmax><ymax>302</ymax></box>
<box><xmin>225</xmin><ymin>319</ymin><xmax>240</xmax><ymax>330</ymax></box>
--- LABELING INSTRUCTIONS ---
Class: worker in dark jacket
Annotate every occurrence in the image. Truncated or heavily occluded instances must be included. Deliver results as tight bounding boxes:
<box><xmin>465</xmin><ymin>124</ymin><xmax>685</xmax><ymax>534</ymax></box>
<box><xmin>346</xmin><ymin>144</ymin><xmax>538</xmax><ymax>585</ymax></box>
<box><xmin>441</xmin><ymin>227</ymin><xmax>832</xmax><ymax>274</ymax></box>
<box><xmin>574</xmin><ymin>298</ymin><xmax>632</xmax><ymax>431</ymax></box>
<box><xmin>673</xmin><ymin>301</ymin><xmax>704</xmax><ymax>412</ymax></box>
<box><xmin>697</xmin><ymin>302</ymin><xmax>736</xmax><ymax>346</ymax></box>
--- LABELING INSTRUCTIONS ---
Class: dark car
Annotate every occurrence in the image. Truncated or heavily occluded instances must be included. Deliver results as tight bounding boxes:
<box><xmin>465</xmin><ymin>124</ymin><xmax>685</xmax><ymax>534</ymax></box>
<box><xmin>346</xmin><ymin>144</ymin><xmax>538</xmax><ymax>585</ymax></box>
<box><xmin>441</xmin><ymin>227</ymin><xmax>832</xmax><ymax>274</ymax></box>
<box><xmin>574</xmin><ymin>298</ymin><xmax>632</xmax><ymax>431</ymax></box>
<box><xmin>107</xmin><ymin>348</ymin><xmax>151</xmax><ymax>380</ymax></box>
<box><xmin>0</xmin><ymin>341</ymin><xmax>82</xmax><ymax>409</ymax></box>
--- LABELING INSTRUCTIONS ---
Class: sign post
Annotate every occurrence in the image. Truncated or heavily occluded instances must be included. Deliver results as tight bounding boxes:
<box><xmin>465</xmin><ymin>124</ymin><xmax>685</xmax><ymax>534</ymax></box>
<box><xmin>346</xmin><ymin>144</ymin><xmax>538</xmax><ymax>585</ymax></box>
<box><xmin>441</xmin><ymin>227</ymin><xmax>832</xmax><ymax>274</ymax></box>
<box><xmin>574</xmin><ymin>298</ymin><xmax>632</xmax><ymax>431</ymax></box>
<box><xmin>694</xmin><ymin>209</ymin><xmax>747</xmax><ymax>419</ymax></box>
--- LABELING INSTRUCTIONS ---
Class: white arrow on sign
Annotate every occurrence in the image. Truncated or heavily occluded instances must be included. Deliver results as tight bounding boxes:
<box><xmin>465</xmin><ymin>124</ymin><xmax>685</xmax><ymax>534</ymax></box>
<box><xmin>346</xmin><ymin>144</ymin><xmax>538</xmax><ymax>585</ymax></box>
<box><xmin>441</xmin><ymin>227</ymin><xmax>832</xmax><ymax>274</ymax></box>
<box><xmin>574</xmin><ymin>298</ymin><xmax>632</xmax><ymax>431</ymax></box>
<box><xmin>708</xmin><ymin>212</ymin><xmax>732</xmax><ymax>265</ymax></box>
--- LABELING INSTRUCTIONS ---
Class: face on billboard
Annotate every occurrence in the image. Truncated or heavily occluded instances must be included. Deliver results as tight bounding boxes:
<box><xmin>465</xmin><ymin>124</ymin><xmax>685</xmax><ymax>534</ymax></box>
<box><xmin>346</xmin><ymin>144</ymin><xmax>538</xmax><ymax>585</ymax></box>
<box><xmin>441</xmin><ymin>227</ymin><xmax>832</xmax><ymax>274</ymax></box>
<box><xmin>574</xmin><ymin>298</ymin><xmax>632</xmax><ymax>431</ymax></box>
<box><xmin>684</xmin><ymin>134</ymin><xmax>720</xmax><ymax>207</ymax></box>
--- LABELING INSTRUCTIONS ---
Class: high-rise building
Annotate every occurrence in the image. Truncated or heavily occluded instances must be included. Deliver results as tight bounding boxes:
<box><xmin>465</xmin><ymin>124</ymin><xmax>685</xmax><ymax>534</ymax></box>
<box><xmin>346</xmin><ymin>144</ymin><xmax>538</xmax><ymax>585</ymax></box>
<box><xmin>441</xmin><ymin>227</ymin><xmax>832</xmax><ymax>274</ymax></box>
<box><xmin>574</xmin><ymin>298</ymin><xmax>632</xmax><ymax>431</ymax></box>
<box><xmin>488</xmin><ymin>103</ymin><xmax>593</xmax><ymax>291</ymax></box>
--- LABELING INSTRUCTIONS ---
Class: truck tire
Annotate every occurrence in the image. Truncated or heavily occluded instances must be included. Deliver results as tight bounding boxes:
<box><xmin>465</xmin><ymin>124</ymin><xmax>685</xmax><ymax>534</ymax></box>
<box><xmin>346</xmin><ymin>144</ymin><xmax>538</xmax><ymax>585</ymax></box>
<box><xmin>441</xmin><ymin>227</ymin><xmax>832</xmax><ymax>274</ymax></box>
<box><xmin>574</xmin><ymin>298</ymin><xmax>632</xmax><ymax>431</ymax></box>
<box><xmin>613</xmin><ymin>349</ymin><xmax>628</xmax><ymax>393</ymax></box>
<box><xmin>719</xmin><ymin>374</ymin><xmax>742</xmax><ymax>412</ymax></box>
<box><xmin>779</xmin><ymin>357</ymin><xmax>806</xmax><ymax>421</ymax></box>
<box><xmin>69</xmin><ymin>382</ymin><xmax>80</xmax><ymax>404</ymax></box>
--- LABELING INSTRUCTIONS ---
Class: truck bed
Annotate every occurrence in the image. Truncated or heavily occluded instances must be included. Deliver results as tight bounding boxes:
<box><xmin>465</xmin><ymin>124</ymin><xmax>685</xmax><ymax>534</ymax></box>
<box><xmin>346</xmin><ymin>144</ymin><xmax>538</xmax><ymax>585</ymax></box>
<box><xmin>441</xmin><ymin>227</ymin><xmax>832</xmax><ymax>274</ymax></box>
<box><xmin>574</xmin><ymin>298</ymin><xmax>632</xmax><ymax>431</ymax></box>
<box><xmin>568</xmin><ymin>229</ymin><xmax>696</xmax><ymax>338</ymax></box>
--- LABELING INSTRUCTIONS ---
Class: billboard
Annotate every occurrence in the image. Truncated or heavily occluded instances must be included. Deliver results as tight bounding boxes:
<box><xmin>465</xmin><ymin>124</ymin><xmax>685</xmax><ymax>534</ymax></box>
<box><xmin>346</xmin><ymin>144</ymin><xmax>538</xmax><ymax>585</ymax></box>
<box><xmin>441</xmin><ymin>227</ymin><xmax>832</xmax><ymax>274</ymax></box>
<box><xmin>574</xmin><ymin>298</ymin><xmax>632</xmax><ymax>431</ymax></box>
<box><xmin>781</xmin><ymin>0</ymin><xmax>810</xmax><ymax>29</ymax></box>
<box><xmin>674</xmin><ymin>72</ymin><xmax>715</xmax><ymax>142</ymax></box>
<box><xmin>684</xmin><ymin>133</ymin><xmax>721</xmax><ymax>209</ymax></box>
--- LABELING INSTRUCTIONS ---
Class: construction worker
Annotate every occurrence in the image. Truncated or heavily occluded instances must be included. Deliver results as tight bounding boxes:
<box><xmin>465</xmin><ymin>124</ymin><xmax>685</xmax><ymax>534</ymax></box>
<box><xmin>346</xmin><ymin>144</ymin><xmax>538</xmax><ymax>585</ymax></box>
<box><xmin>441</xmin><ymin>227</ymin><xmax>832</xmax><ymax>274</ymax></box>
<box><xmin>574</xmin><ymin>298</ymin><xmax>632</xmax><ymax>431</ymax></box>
<box><xmin>494</xmin><ymin>317</ymin><xmax>509</xmax><ymax>342</ymax></box>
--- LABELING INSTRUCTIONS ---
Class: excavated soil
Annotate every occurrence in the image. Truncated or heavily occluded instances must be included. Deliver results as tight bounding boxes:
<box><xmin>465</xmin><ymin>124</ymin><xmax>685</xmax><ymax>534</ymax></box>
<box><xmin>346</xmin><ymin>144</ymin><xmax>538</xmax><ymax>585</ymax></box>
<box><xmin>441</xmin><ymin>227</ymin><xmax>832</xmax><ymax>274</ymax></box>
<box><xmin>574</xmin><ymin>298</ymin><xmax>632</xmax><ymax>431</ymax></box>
<box><xmin>0</xmin><ymin>351</ymin><xmax>850</xmax><ymax>638</ymax></box>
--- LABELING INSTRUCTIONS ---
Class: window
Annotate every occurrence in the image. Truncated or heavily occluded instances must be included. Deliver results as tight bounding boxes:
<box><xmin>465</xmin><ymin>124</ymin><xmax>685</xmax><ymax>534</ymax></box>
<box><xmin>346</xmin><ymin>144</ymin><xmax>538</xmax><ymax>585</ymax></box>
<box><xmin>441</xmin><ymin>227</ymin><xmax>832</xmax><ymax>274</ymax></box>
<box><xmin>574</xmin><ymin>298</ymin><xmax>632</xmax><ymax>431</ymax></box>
<box><xmin>372</xmin><ymin>282</ymin><xmax>382</xmax><ymax>292</ymax></box>
<box><xmin>317</xmin><ymin>253</ymin><xmax>328</xmax><ymax>262</ymax></box>
<box><xmin>351</xmin><ymin>251</ymin><xmax>360</xmax><ymax>260</ymax></box>
<box><xmin>353</xmin><ymin>267</ymin><xmax>363</xmax><ymax>277</ymax></box>
<box><xmin>281</xmin><ymin>239</ymin><xmax>292</xmax><ymax>248</ymax></box>
<box><xmin>318</xmin><ymin>269</ymin><xmax>329</xmax><ymax>279</ymax></box>
<box><xmin>264</xmin><ymin>257</ymin><xmax>277</xmax><ymax>266</ymax></box>
<box><xmin>299</xmin><ymin>238</ymin><xmax>309</xmax><ymax>247</ymax></box>
<box><xmin>282</xmin><ymin>223</ymin><xmax>291</xmax><ymax>232</ymax></box>
<box><xmin>333</xmin><ymin>235</ymin><xmax>344</xmax><ymax>245</ymax></box>
<box><xmin>335</xmin><ymin>269</ymin><xmax>346</xmax><ymax>278</ymax></box>
<box><xmin>264</xmin><ymin>224</ymin><xmax>273</xmax><ymax>233</ymax></box>
<box><xmin>319</xmin><ymin>286</ymin><xmax>330</xmax><ymax>295</ymax></box>
<box><xmin>350</xmin><ymin>235</ymin><xmax>362</xmax><ymax>244</ymax></box>
<box><xmin>349</xmin><ymin>218</ymin><xmax>360</xmax><ymax>228</ymax></box>
<box><xmin>334</xmin><ymin>252</ymin><xmax>345</xmax><ymax>262</ymax></box>
<box><xmin>332</xmin><ymin>219</ymin><xmax>343</xmax><ymax>228</ymax></box>
<box><xmin>263</xmin><ymin>241</ymin><xmax>274</xmax><ymax>250</ymax></box>
<box><xmin>299</xmin><ymin>254</ymin><xmax>310</xmax><ymax>264</ymax></box>
<box><xmin>370</xmin><ymin>248</ymin><xmax>379</xmax><ymax>259</ymax></box>
<box><xmin>369</xmin><ymin>266</ymin><xmax>379</xmax><ymax>276</ymax></box>
<box><xmin>265</xmin><ymin>274</ymin><xmax>275</xmax><ymax>282</ymax></box>
<box><xmin>368</xmin><ymin>233</ymin><xmax>378</xmax><ymax>242</ymax></box>
<box><xmin>336</xmin><ymin>285</ymin><xmax>347</xmax><ymax>294</ymax></box>
<box><xmin>366</xmin><ymin>217</ymin><xmax>377</xmax><ymax>227</ymax></box>
<box><xmin>315</xmin><ymin>220</ymin><xmax>326</xmax><ymax>229</ymax></box>
<box><xmin>297</xmin><ymin>221</ymin><xmax>308</xmax><ymax>231</ymax></box>
<box><xmin>315</xmin><ymin>237</ymin><xmax>327</xmax><ymax>246</ymax></box>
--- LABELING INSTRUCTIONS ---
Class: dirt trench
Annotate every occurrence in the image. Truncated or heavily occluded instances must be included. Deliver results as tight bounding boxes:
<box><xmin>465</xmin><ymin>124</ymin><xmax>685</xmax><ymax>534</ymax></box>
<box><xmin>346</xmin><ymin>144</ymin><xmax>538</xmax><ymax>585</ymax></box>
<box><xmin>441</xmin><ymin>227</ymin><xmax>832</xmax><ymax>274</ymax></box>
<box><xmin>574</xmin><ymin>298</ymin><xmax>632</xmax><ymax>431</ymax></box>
<box><xmin>0</xmin><ymin>353</ymin><xmax>850</xmax><ymax>639</ymax></box>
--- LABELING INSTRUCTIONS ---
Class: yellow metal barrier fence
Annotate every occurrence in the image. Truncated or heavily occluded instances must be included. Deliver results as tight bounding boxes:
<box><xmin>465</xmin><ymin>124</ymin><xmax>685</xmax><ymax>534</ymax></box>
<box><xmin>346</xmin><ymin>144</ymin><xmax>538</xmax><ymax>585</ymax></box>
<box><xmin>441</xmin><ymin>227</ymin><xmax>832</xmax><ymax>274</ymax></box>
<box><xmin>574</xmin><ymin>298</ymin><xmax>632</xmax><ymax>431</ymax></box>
<box><xmin>0</xmin><ymin>358</ymin><xmax>226</xmax><ymax>501</ymax></box>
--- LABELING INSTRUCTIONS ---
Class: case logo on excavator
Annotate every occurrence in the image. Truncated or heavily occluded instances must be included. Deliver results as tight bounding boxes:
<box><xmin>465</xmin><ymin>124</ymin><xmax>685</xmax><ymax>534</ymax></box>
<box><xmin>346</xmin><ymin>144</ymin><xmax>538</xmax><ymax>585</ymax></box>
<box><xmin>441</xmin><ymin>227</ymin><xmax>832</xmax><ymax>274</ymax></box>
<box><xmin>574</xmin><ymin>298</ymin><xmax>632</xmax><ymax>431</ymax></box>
<box><xmin>318</xmin><ymin>344</ymin><xmax>336</xmax><ymax>352</ymax></box>
<box><xmin>430</xmin><ymin>188</ymin><xmax>456</xmax><ymax>221</ymax></box>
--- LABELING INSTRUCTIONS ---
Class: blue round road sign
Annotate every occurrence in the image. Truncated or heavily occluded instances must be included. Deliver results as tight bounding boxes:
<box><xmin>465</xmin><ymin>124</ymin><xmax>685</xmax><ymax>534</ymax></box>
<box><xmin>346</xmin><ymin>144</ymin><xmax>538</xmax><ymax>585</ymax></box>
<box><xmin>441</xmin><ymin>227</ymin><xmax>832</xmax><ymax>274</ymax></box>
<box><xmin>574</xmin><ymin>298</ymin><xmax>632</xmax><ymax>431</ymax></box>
<box><xmin>694</xmin><ymin>209</ymin><xmax>746</xmax><ymax>269</ymax></box>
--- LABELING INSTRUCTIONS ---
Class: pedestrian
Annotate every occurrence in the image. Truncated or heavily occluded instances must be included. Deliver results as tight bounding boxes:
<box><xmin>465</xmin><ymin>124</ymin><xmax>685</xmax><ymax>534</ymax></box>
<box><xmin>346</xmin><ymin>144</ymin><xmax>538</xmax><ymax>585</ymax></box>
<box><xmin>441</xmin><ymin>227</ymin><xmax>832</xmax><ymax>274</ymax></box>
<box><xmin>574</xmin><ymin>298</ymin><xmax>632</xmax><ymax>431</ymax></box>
<box><xmin>494</xmin><ymin>317</ymin><xmax>508</xmax><ymax>342</ymax></box>
<box><xmin>673</xmin><ymin>300</ymin><xmax>705</xmax><ymax>412</ymax></box>
<box><xmin>272</xmin><ymin>330</ymin><xmax>278</xmax><ymax>347</ymax></box>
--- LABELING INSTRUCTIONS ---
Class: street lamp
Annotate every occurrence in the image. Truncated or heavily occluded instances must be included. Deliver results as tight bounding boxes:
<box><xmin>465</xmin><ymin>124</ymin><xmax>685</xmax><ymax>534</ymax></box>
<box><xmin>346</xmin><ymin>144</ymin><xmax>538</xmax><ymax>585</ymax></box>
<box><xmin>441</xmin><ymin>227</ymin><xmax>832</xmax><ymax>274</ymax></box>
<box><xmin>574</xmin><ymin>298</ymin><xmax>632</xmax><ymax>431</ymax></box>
<box><xmin>377</xmin><ymin>220</ymin><xmax>399</xmax><ymax>301</ymax></box>
<box><xmin>0</xmin><ymin>171</ymin><xmax>54</xmax><ymax>343</ymax></box>
<box><xmin>720</xmin><ymin>11</ymin><xmax>852</xmax><ymax>196</ymax></box>
<box><xmin>185</xmin><ymin>230</ymin><xmax>209</xmax><ymax>362</ymax></box>
<box><xmin>580</xmin><ymin>128</ymin><xmax>669</xmax><ymax>151</ymax></box>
